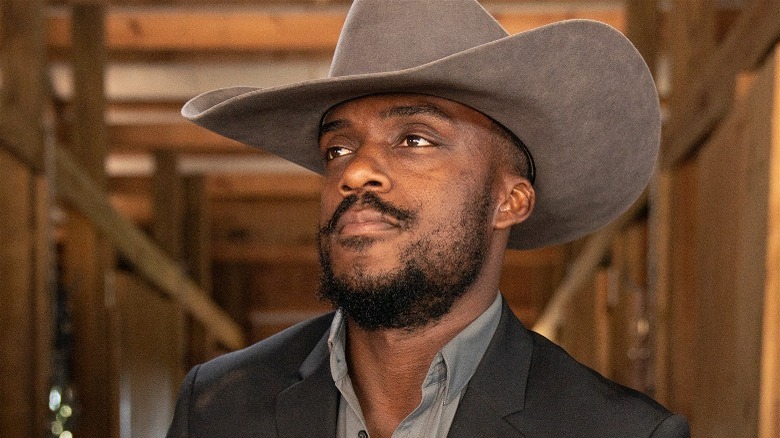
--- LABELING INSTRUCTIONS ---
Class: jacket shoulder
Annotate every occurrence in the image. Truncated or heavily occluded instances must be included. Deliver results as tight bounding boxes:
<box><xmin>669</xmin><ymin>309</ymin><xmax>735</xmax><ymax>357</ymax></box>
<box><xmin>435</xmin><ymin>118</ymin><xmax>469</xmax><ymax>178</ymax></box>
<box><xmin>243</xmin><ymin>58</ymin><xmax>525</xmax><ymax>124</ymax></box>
<box><xmin>197</xmin><ymin>311</ymin><xmax>334</xmax><ymax>381</ymax></box>
<box><xmin>166</xmin><ymin>312</ymin><xmax>334</xmax><ymax>438</ymax></box>
<box><xmin>523</xmin><ymin>330</ymin><xmax>687</xmax><ymax>436</ymax></box>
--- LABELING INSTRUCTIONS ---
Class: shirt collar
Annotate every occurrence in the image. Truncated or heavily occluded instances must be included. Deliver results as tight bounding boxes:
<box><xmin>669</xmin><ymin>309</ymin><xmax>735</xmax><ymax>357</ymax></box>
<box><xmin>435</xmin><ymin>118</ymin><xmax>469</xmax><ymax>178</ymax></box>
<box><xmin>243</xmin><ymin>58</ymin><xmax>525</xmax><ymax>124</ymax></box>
<box><xmin>327</xmin><ymin>292</ymin><xmax>503</xmax><ymax>404</ymax></box>
<box><xmin>439</xmin><ymin>292</ymin><xmax>502</xmax><ymax>403</ymax></box>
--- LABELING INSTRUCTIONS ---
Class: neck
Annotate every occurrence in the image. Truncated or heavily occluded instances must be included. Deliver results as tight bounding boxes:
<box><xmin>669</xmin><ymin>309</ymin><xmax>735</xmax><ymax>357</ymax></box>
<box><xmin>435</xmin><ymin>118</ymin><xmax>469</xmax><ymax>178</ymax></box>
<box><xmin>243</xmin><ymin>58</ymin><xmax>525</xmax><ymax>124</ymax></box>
<box><xmin>344</xmin><ymin>241</ymin><xmax>506</xmax><ymax>437</ymax></box>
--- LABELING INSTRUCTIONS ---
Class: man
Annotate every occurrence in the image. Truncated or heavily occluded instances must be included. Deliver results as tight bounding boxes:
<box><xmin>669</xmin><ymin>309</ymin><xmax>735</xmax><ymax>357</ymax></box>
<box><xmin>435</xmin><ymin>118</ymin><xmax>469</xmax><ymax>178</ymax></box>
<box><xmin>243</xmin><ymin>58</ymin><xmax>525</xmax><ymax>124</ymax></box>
<box><xmin>168</xmin><ymin>0</ymin><xmax>689</xmax><ymax>436</ymax></box>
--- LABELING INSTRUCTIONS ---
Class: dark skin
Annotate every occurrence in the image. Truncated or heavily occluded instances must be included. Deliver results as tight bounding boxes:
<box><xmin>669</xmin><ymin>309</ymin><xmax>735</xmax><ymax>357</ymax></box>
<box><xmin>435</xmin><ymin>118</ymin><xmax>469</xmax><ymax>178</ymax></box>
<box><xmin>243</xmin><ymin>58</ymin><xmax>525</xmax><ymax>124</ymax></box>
<box><xmin>318</xmin><ymin>93</ymin><xmax>535</xmax><ymax>437</ymax></box>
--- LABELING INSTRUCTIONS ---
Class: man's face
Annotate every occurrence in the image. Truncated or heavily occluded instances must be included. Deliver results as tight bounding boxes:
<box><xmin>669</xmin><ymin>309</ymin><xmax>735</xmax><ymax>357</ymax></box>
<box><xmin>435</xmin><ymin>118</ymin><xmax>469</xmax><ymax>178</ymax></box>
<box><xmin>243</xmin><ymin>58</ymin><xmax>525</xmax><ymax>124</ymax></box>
<box><xmin>317</xmin><ymin>93</ymin><xmax>505</xmax><ymax>330</ymax></box>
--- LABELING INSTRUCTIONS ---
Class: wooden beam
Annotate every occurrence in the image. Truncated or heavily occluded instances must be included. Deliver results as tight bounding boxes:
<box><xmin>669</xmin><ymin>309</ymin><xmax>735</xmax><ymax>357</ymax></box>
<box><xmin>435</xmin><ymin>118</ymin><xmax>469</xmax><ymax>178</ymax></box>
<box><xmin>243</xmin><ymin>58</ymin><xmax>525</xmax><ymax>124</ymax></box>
<box><xmin>109</xmin><ymin>121</ymin><xmax>248</xmax><ymax>153</ymax></box>
<box><xmin>46</xmin><ymin>6</ymin><xmax>625</xmax><ymax>57</ymax></box>
<box><xmin>183</xmin><ymin>175</ymin><xmax>218</xmax><ymax>365</ymax></box>
<box><xmin>152</xmin><ymin>152</ymin><xmax>184</xmax><ymax>257</ymax></box>
<box><xmin>0</xmin><ymin>0</ymin><xmax>47</xmax><ymax>169</ymax></box>
<box><xmin>0</xmin><ymin>0</ymin><xmax>50</xmax><ymax>433</ymax></box>
<box><xmin>207</xmin><ymin>173</ymin><xmax>322</xmax><ymax>199</ymax></box>
<box><xmin>0</xmin><ymin>155</ymin><xmax>50</xmax><ymax>437</ymax></box>
<box><xmin>0</xmin><ymin>152</ymin><xmax>37</xmax><ymax>437</ymax></box>
<box><xmin>56</xmin><ymin>147</ymin><xmax>245</xmax><ymax>350</ymax></box>
<box><xmin>114</xmin><ymin>272</ymin><xmax>180</xmax><ymax>436</ymax></box>
<box><xmin>653</xmin><ymin>0</ymin><xmax>715</xmax><ymax>416</ymax></box>
<box><xmin>759</xmin><ymin>44</ymin><xmax>780</xmax><ymax>438</ymax></box>
<box><xmin>625</xmin><ymin>0</ymin><xmax>659</xmax><ymax>75</ymax></box>
<box><xmin>691</xmin><ymin>56</ymin><xmax>773</xmax><ymax>436</ymax></box>
<box><xmin>150</xmin><ymin>151</ymin><xmax>187</xmax><ymax>391</ymax></box>
<box><xmin>60</xmin><ymin>6</ymin><xmax>119</xmax><ymax>437</ymax></box>
<box><xmin>666</xmin><ymin>0</ymin><xmax>716</xmax><ymax>122</ymax></box>
<box><xmin>46</xmin><ymin>8</ymin><xmax>347</xmax><ymax>54</ymax></box>
<box><xmin>47</xmin><ymin>0</ymin><xmax>622</xmax><ymax>5</ymax></box>
<box><xmin>661</xmin><ymin>0</ymin><xmax>780</xmax><ymax>168</ymax></box>
<box><xmin>0</xmin><ymin>19</ymin><xmax>245</xmax><ymax>358</ymax></box>
<box><xmin>611</xmin><ymin>222</ymin><xmax>650</xmax><ymax>391</ymax></box>
<box><xmin>54</xmin><ymin>150</ymin><xmax>245</xmax><ymax>350</ymax></box>
<box><xmin>533</xmin><ymin>191</ymin><xmax>648</xmax><ymax>341</ymax></box>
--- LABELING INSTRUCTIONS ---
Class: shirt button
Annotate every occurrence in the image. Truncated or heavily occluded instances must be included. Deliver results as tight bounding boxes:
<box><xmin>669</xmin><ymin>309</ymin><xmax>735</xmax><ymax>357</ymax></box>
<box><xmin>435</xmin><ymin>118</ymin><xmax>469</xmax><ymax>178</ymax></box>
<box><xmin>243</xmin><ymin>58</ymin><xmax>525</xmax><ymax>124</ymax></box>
<box><xmin>358</xmin><ymin>431</ymin><xmax>368</xmax><ymax>438</ymax></box>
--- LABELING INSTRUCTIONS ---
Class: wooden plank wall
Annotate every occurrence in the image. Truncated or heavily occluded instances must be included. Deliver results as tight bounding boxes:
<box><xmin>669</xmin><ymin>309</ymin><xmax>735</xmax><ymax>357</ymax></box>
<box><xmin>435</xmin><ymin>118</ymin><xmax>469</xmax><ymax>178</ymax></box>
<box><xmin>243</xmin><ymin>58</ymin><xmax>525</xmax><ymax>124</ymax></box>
<box><xmin>2</xmin><ymin>0</ymin><xmax>778</xmax><ymax>435</ymax></box>
<box><xmin>0</xmin><ymin>0</ymin><xmax>51</xmax><ymax>436</ymax></box>
<box><xmin>553</xmin><ymin>0</ymin><xmax>658</xmax><ymax>393</ymax></box>
<box><xmin>59</xmin><ymin>5</ymin><xmax>120</xmax><ymax>437</ymax></box>
<box><xmin>557</xmin><ymin>220</ymin><xmax>652</xmax><ymax>390</ymax></box>
<box><xmin>115</xmin><ymin>272</ymin><xmax>182</xmax><ymax>437</ymax></box>
<box><xmin>0</xmin><ymin>158</ymin><xmax>51</xmax><ymax>437</ymax></box>
<box><xmin>693</xmin><ymin>47</ymin><xmax>780</xmax><ymax>437</ymax></box>
<box><xmin>761</xmin><ymin>50</ymin><xmax>780</xmax><ymax>437</ymax></box>
<box><xmin>761</xmin><ymin>49</ymin><xmax>780</xmax><ymax>438</ymax></box>
<box><xmin>652</xmin><ymin>0</ymin><xmax>715</xmax><ymax>417</ymax></box>
<box><xmin>690</xmin><ymin>46</ymin><xmax>779</xmax><ymax>437</ymax></box>
<box><xmin>651</xmin><ymin>0</ymin><xmax>780</xmax><ymax>434</ymax></box>
<box><xmin>552</xmin><ymin>7</ymin><xmax>780</xmax><ymax>435</ymax></box>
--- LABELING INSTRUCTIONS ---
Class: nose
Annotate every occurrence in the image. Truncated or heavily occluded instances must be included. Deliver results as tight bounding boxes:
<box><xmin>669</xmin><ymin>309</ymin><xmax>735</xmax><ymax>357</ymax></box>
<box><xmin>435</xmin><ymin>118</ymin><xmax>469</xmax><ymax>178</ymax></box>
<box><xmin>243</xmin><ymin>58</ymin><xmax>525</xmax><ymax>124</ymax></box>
<box><xmin>337</xmin><ymin>146</ymin><xmax>392</xmax><ymax>197</ymax></box>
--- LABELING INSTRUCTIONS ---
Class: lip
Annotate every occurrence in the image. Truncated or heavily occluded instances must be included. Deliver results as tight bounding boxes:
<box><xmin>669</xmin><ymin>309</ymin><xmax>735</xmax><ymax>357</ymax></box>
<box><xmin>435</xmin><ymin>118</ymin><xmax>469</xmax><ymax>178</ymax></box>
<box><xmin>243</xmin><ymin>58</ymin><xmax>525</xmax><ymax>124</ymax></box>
<box><xmin>337</xmin><ymin>208</ymin><xmax>401</xmax><ymax>237</ymax></box>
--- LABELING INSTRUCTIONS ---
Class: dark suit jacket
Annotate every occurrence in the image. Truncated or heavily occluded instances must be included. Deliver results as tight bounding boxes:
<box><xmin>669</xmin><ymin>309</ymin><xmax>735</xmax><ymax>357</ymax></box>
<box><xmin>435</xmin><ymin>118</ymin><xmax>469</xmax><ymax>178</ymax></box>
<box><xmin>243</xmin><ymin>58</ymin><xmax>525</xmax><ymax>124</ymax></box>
<box><xmin>167</xmin><ymin>301</ymin><xmax>689</xmax><ymax>437</ymax></box>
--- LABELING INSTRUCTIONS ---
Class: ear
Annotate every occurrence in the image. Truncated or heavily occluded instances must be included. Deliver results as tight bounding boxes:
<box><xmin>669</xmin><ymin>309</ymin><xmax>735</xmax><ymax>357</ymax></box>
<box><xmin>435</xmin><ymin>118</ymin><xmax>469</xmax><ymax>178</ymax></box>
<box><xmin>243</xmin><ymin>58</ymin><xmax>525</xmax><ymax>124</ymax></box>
<box><xmin>494</xmin><ymin>176</ymin><xmax>534</xmax><ymax>230</ymax></box>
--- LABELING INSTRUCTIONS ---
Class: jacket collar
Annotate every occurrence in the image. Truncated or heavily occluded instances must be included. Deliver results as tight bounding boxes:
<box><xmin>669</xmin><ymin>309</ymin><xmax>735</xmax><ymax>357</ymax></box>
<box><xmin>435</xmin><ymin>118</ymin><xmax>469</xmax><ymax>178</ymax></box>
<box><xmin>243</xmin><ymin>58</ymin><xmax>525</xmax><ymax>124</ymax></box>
<box><xmin>272</xmin><ymin>300</ymin><xmax>535</xmax><ymax>437</ymax></box>
<box><xmin>448</xmin><ymin>300</ymin><xmax>533</xmax><ymax>437</ymax></box>
<box><xmin>275</xmin><ymin>327</ymin><xmax>339</xmax><ymax>438</ymax></box>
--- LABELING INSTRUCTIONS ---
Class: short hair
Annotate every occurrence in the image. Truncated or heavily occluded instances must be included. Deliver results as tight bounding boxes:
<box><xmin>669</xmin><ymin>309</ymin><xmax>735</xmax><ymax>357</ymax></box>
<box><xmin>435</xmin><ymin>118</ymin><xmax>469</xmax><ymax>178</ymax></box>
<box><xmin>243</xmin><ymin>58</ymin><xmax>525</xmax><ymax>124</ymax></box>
<box><xmin>489</xmin><ymin>121</ymin><xmax>535</xmax><ymax>184</ymax></box>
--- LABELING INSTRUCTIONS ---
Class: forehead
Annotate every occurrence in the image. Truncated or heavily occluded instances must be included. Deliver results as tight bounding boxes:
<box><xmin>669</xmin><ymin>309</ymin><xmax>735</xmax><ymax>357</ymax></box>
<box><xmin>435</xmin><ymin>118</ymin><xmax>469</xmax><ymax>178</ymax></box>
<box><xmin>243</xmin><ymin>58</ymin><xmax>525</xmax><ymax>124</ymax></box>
<box><xmin>321</xmin><ymin>93</ymin><xmax>497</xmax><ymax>130</ymax></box>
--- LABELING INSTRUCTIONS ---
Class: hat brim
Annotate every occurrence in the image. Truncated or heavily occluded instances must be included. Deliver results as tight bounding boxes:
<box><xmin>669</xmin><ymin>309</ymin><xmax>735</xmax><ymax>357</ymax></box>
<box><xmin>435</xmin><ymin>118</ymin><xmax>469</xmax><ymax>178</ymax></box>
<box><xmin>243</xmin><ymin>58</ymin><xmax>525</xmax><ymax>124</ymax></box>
<box><xmin>182</xmin><ymin>19</ymin><xmax>659</xmax><ymax>250</ymax></box>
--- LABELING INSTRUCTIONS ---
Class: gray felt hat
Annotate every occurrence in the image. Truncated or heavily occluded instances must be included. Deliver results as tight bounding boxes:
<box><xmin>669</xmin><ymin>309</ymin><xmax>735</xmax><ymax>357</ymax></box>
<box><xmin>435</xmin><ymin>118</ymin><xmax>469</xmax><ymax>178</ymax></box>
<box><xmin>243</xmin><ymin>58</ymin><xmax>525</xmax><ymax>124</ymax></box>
<box><xmin>182</xmin><ymin>0</ymin><xmax>660</xmax><ymax>250</ymax></box>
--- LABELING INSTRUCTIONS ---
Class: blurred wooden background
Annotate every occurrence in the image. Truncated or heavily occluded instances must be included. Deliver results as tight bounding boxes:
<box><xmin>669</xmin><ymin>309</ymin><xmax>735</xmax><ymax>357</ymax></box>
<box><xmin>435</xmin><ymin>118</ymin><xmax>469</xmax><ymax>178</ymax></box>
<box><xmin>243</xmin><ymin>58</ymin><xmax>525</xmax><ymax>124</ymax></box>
<box><xmin>0</xmin><ymin>0</ymin><xmax>778</xmax><ymax>436</ymax></box>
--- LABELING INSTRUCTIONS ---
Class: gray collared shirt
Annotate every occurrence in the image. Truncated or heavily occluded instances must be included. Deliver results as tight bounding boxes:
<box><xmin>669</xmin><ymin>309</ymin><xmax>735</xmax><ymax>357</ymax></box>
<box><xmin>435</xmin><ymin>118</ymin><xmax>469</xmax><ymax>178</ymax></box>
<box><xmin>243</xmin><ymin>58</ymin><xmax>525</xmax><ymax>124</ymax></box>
<box><xmin>328</xmin><ymin>292</ymin><xmax>503</xmax><ymax>438</ymax></box>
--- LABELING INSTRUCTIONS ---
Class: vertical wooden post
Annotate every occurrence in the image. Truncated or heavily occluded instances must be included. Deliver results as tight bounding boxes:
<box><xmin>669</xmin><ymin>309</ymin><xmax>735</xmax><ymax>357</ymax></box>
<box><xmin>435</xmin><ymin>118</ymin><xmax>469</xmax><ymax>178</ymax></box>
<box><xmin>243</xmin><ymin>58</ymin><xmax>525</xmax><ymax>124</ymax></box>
<box><xmin>0</xmin><ymin>157</ymin><xmax>51</xmax><ymax>437</ymax></box>
<box><xmin>594</xmin><ymin>268</ymin><xmax>611</xmax><ymax>377</ymax></box>
<box><xmin>691</xmin><ymin>62</ymin><xmax>772</xmax><ymax>437</ymax></box>
<box><xmin>624</xmin><ymin>222</ymin><xmax>650</xmax><ymax>391</ymax></box>
<box><xmin>153</xmin><ymin>152</ymin><xmax>185</xmax><ymax>259</ymax></box>
<box><xmin>758</xmin><ymin>49</ymin><xmax>780</xmax><ymax>438</ymax></box>
<box><xmin>153</xmin><ymin>162</ymin><xmax>216</xmax><ymax>365</ymax></box>
<box><xmin>652</xmin><ymin>0</ymin><xmax>716</xmax><ymax>418</ymax></box>
<box><xmin>183</xmin><ymin>175</ymin><xmax>216</xmax><ymax>365</ymax></box>
<box><xmin>0</xmin><ymin>0</ymin><xmax>51</xmax><ymax>436</ymax></box>
<box><xmin>151</xmin><ymin>151</ymin><xmax>186</xmax><ymax>382</ymax></box>
<box><xmin>625</xmin><ymin>0</ymin><xmax>659</xmax><ymax>77</ymax></box>
<box><xmin>622</xmin><ymin>0</ymin><xmax>658</xmax><ymax>396</ymax></box>
<box><xmin>61</xmin><ymin>4</ymin><xmax>118</xmax><ymax>437</ymax></box>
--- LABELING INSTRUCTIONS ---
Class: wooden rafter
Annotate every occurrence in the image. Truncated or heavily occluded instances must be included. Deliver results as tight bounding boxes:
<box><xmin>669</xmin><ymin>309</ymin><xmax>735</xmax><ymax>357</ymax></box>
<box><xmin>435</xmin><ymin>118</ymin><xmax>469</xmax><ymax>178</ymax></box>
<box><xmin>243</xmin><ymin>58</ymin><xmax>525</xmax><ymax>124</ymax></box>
<box><xmin>56</xmin><ymin>146</ymin><xmax>245</xmax><ymax>350</ymax></box>
<box><xmin>109</xmin><ymin>122</ymin><xmax>248</xmax><ymax>153</ymax></box>
<box><xmin>661</xmin><ymin>0</ymin><xmax>780</xmax><ymax>168</ymax></box>
<box><xmin>533</xmin><ymin>192</ymin><xmax>647</xmax><ymax>340</ymax></box>
<box><xmin>0</xmin><ymin>0</ymin><xmax>50</xmax><ymax>434</ymax></box>
<box><xmin>1</xmin><ymin>101</ymin><xmax>245</xmax><ymax>353</ymax></box>
<box><xmin>46</xmin><ymin>0</ymin><xmax>622</xmax><ymax>6</ymax></box>
<box><xmin>45</xmin><ymin>6</ymin><xmax>625</xmax><ymax>56</ymax></box>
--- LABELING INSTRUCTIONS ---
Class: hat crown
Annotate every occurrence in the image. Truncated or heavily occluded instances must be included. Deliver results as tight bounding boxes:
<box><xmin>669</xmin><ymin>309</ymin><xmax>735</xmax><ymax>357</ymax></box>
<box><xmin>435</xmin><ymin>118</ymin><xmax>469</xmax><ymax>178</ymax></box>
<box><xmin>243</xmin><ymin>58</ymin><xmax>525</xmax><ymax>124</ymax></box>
<box><xmin>329</xmin><ymin>0</ymin><xmax>508</xmax><ymax>77</ymax></box>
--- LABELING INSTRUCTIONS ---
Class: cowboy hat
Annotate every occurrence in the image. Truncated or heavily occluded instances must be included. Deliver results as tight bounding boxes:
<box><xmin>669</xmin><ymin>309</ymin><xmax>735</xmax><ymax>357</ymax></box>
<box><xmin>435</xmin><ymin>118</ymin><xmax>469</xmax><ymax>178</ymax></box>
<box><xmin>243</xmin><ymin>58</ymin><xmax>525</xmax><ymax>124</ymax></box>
<box><xmin>182</xmin><ymin>0</ymin><xmax>659</xmax><ymax>250</ymax></box>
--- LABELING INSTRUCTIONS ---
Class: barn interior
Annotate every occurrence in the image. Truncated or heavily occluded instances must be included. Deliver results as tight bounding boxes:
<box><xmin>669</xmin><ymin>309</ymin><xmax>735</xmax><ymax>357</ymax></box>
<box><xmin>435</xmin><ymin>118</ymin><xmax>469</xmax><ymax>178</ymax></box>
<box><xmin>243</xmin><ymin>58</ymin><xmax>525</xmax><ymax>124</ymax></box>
<box><xmin>0</xmin><ymin>0</ymin><xmax>779</xmax><ymax>436</ymax></box>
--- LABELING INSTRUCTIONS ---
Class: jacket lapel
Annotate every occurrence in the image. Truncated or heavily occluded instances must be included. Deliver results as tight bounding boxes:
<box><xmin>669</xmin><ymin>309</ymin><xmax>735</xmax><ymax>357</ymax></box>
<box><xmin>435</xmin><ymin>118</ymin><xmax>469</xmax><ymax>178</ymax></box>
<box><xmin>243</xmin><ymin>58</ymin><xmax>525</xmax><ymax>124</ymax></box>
<box><xmin>275</xmin><ymin>331</ymin><xmax>339</xmax><ymax>438</ymax></box>
<box><xmin>448</xmin><ymin>300</ymin><xmax>533</xmax><ymax>437</ymax></box>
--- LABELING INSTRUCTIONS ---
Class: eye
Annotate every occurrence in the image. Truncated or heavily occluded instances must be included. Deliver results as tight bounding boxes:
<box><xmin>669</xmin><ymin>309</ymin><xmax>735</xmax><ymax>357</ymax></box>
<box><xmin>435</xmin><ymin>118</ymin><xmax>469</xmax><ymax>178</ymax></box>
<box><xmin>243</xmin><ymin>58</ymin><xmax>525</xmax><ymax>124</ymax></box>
<box><xmin>323</xmin><ymin>145</ymin><xmax>354</xmax><ymax>162</ymax></box>
<box><xmin>402</xmin><ymin>135</ymin><xmax>434</xmax><ymax>148</ymax></box>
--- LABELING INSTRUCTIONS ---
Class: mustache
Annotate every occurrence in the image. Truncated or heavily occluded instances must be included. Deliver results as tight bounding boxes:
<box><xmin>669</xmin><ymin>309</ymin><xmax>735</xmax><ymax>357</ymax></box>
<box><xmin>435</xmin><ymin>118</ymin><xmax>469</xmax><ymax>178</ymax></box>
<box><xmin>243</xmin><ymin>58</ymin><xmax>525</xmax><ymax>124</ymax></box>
<box><xmin>319</xmin><ymin>192</ymin><xmax>417</xmax><ymax>236</ymax></box>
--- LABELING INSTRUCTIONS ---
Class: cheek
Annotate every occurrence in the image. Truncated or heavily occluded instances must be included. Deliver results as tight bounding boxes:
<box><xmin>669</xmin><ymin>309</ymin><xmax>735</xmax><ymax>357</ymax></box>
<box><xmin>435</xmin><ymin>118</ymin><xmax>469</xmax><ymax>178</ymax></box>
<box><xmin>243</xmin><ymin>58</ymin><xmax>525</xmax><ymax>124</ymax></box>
<box><xmin>319</xmin><ymin>183</ymin><xmax>342</xmax><ymax>224</ymax></box>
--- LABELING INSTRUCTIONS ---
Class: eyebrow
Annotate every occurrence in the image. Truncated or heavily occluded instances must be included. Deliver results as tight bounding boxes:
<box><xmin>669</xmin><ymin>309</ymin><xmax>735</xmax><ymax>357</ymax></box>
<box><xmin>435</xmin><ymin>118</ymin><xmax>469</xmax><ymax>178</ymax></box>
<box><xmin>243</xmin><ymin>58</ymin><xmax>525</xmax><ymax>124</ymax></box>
<box><xmin>318</xmin><ymin>103</ymin><xmax>453</xmax><ymax>139</ymax></box>
<box><xmin>318</xmin><ymin>119</ymin><xmax>350</xmax><ymax>139</ymax></box>
<box><xmin>380</xmin><ymin>104</ymin><xmax>453</xmax><ymax>121</ymax></box>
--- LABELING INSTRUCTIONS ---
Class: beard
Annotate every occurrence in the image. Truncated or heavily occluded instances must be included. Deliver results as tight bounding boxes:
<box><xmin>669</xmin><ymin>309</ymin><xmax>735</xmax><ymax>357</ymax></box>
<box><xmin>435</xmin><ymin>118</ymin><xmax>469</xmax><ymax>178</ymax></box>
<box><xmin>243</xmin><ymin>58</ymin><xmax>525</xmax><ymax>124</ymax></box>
<box><xmin>317</xmin><ymin>181</ymin><xmax>494</xmax><ymax>331</ymax></box>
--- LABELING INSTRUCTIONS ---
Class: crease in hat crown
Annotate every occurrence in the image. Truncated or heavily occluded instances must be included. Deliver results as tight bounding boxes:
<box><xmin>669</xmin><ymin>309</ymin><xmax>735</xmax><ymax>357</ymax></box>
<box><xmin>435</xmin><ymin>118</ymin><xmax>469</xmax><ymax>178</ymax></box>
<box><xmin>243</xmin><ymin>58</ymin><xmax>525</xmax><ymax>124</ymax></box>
<box><xmin>329</xmin><ymin>0</ymin><xmax>508</xmax><ymax>77</ymax></box>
